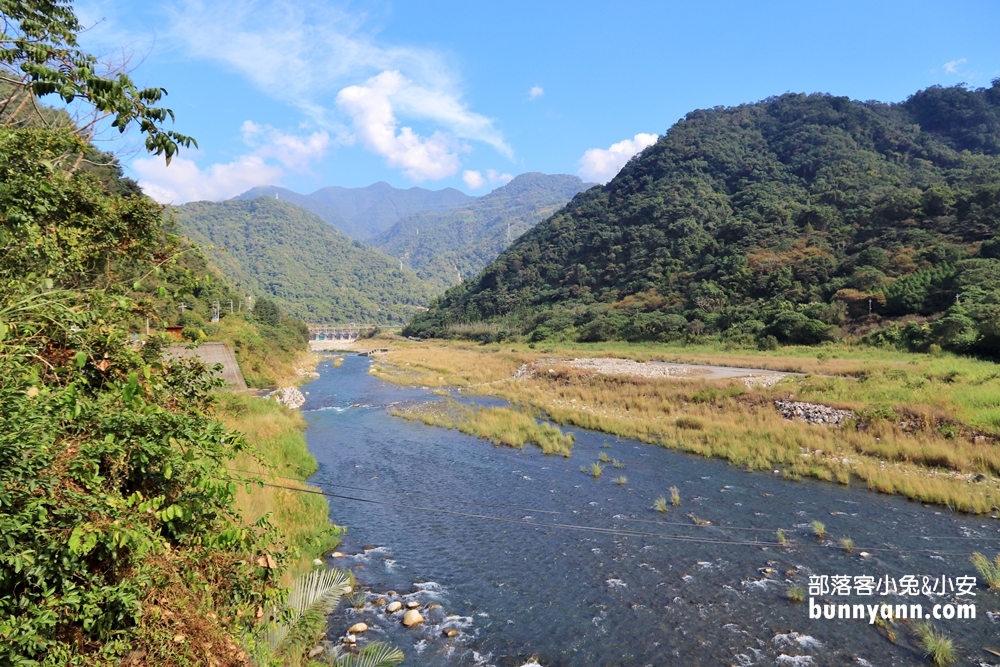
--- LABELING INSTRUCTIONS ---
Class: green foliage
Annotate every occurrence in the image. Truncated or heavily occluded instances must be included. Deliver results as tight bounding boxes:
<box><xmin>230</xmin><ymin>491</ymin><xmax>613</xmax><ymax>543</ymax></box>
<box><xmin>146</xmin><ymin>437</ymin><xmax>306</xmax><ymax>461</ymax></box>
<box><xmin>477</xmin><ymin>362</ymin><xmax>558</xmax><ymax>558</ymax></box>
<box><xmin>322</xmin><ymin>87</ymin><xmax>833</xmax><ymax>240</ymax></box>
<box><xmin>172</xmin><ymin>197</ymin><xmax>432</xmax><ymax>324</ymax></box>
<box><xmin>333</xmin><ymin>642</ymin><xmax>405</xmax><ymax>667</ymax></box>
<box><xmin>916</xmin><ymin>623</ymin><xmax>957</xmax><ymax>666</ymax></box>
<box><xmin>263</xmin><ymin>568</ymin><xmax>351</xmax><ymax>658</ymax></box>
<box><xmin>374</xmin><ymin>173</ymin><xmax>593</xmax><ymax>291</ymax></box>
<box><xmin>408</xmin><ymin>82</ymin><xmax>1000</xmax><ymax>359</ymax></box>
<box><xmin>0</xmin><ymin>129</ymin><xmax>310</xmax><ymax>663</ymax></box>
<box><xmin>970</xmin><ymin>551</ymin><xmax>1000</xmax><ymax>589</ymax></box>
<box><xmin>0</xmin><ymin>0</ymin><xmax>195</xmax><ymax>160</ymax></box>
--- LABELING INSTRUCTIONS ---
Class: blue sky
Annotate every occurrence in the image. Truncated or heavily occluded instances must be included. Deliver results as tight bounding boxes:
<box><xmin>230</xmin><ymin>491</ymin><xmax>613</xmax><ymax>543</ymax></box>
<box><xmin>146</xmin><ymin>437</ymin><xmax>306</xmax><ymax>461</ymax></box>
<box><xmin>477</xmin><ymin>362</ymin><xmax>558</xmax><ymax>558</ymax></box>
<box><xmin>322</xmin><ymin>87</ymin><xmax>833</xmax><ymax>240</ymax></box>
<box><xmin>76</xmin><ymin>0</ymin><xmax>1000</xmax><ymax>203</ymax></box>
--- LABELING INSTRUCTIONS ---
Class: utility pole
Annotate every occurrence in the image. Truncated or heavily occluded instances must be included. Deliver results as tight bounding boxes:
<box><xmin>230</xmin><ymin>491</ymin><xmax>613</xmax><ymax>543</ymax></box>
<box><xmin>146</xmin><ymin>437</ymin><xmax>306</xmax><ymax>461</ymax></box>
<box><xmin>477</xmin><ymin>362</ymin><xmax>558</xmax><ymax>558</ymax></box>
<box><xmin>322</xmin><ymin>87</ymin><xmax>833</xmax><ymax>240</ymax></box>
<box><xmin>227</xmin><ymin>299</ymin><xmax>233</xmax><ymax>313</ymax></box>
<box><xmin>868</xmin><ymin>297</ymin><xmax>872</xmax><ymax>315</ymax></box>
<box><xmin>211</xmin><ymin>302</ymin><xmax>220</xmax><ymax>323</ymax></box>
<box><xmin>238</xmin><ymin>299</ymin><xmax>243</xmax><ymax>313</ymax></box>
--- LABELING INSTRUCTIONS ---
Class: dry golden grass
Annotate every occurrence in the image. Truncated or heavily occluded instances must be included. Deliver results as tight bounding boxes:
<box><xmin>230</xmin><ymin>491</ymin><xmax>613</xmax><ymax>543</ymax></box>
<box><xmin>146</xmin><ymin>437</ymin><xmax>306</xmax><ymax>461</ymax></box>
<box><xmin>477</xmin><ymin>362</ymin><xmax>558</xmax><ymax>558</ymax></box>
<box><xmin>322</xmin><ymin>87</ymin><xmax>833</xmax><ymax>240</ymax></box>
<box><xmin>371</xmin><ymin>337</ymin><xmax>1000</xmax><ymax>513</ymax></box>
<box><xmin>216</xmin><ymin>392</ymin><xmax>340</xmax><ymax>580</ymax></box>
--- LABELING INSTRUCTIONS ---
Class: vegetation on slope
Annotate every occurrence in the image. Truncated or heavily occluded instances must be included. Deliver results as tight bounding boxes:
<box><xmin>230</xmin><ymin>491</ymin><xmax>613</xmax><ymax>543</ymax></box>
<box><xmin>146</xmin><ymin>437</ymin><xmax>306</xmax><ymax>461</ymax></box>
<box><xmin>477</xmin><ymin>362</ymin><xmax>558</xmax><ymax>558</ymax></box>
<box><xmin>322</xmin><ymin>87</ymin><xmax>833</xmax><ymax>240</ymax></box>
<box><xmin>374</xmin><ymin>173</ymin><xmax>594</xmax><ymax>291</ymax></box>
<box><xmin>172</xmin><ymin>197</ymin><xmax>432</xmax><ymax>324</ymax></box>
<box><xmin>0</xmin><ymin>5</ymin><xmax>345</xmax><ymax>663</ymax></box>
<box><xmin>408</xmin><ymin>83</ymin><xmax>1000</xmax><ymax>359</ymax></box>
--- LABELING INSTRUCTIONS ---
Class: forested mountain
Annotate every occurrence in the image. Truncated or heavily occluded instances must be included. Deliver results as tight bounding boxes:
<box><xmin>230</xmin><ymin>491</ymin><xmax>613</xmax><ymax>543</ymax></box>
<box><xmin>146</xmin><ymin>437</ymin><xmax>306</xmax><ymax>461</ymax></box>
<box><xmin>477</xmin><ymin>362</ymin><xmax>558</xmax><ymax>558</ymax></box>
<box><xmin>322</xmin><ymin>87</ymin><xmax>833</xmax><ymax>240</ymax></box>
<box><xmin>172</xmin><ymin>197</ymin><xmax>431</xmax><ymax>323</ymax></box>
<box><xmin>235</xmin><ymin>181</ymin><xmax>472</xmax><ymax>240</ymax></box>
<box><xmin>373</xmin><ymin>173</ymin><xmax>594</xmax><ymax>291</ymax></box>
<box><xmin>407</xmin><ymin>82</ymin><xmax>1000</xmax><ymax>357</ymax></box>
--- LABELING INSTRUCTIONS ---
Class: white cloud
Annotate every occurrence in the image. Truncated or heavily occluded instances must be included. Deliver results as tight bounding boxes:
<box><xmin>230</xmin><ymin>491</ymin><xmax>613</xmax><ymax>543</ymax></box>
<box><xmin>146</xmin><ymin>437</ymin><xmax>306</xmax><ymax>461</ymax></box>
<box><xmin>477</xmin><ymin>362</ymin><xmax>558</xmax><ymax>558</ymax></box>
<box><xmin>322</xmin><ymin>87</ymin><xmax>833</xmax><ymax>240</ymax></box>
<box><xmin>157</xmin><ymin>0</ymin><xmax>510</xmax><ymax>180</ymax></box>
<box><xmin>133</xmin><ymin>154</ymin><xmax>283</xmax><ymax>204</ymax></box>
<box><xmin>462</xmin><ymin>168</ymin><xmax>513</xmax><ymax>190</ymax></box>
<box><xmin>944</xmin><ymin>58</ymin><xmax>966</xmax><ymax>74</ymax></box>
<box><xmin>133</xmin><ymin>123</ymin><xmax>329</xmax><ymax>204</ymax></box>
<box><xmin>337</xmin><ymin>71</ymin><xmax>460</xmax><ymax>181</ymax></box>
<box><xmin>463</xmin><ymin>170</ymin><xmax>486</xmax><ymax>189</ymax></box>
<box><xmin>486</xmin><ymin>169</ymin><xmax>513</xmax><ymax>186</ymax></box>
<box><xmin>529</xmin><ymin>85</ymin><xmax>544</xmax><ymax>99</ymax></box>
<box><xmin>578</xmin><ymin>133</ymin><xmax>658</xmax><ymax>183</ymax></box>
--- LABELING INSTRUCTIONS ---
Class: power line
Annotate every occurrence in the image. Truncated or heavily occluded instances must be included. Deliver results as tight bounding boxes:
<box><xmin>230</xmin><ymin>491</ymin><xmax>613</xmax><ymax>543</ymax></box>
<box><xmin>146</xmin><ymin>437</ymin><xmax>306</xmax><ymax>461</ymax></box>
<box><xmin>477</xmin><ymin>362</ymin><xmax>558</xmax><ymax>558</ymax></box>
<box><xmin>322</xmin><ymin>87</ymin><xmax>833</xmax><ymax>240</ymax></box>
<box><xmin>251</xmin><ymin>479</ymin><xmax>986</xmax><ymax>555</ymax></box>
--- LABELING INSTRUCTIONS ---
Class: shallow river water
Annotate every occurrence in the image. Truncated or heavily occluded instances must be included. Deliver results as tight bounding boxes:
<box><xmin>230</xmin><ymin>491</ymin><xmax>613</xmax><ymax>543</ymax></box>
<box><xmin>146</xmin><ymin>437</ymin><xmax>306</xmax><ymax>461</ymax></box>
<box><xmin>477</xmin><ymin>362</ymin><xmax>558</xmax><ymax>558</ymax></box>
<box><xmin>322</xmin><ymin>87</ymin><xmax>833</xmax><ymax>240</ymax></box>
<box><xmin>303</xmin><ymin>355</ymin><xmax>1000</xmax><ymax>666</ymax></box>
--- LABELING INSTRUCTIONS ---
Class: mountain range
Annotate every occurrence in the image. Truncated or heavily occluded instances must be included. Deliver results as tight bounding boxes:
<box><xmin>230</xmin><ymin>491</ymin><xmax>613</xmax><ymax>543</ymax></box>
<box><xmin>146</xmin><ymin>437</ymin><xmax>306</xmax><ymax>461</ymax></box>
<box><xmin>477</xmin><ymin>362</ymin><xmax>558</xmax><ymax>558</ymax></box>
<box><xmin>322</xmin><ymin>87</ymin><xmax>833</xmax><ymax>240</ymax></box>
<box><xmin>172</xmin><ymin>173</ymin><xmax>590</xmax><ymax>323</ymax></box>
<box><xmin>407</xmin><ymin>82</ymin><xmax>1000</xmax><ymax>357</ymax></box>
<box><xmin>234</xmin><ymin>182</ymin><xmax>471</xmax><ymax>241</ymax></box>
<box><xmin>171</xmin><ymin>197</ymin><xmax>431</xmax><ymax>324</ymax></box>
<box><xmin>372</xmin><ymin>173</ymin><xmax>594</xmax><ymax>290</ymax></box>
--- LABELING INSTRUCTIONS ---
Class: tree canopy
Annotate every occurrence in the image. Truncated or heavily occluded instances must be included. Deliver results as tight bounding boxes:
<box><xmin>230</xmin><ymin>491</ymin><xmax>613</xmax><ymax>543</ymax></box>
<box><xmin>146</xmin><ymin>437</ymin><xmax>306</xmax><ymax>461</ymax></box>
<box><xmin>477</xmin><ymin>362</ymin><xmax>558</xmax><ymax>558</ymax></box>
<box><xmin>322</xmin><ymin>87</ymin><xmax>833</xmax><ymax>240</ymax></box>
<box><xmin>407</xmin><ymin>82</ymin><xmax>1000</xmax><ymax>357</ymax></box>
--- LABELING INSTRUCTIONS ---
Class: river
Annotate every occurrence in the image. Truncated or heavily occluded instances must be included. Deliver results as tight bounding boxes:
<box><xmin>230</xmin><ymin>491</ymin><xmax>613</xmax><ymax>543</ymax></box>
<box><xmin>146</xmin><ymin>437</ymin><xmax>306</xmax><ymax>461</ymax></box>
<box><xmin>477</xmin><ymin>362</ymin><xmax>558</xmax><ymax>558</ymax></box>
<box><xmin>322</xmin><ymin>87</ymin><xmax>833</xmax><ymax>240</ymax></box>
<box><xmin>303</xmin><ymin>354</ymin><xmax>1000</xmax><ymax>666</ymax></box>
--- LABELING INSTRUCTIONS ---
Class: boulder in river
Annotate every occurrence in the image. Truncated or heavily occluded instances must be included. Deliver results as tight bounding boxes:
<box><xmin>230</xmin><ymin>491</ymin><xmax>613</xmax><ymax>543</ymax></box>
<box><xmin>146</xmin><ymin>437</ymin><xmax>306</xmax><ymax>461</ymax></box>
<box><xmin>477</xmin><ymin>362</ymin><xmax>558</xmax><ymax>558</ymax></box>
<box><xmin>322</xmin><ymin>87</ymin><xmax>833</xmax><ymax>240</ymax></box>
<box><xmin>385</xmin><ymin>601</ymin><xmax>403</xmax><ymax>613</ymax></box>
<box><xmin>402</xmin><ymin>609</ymin><xmax>425</xmax><ymax>627</ymax></box>
<box><xmin>348</xmin><ymin>622</ymin><xmax>368</xmax><ymax>634</ymax></box>
<box><xmin>406</xmin><ymin>601</ymin><xmax>421</xmax><ymax>609</ymax></box>
<box><xmin>265</xmin><ymin>386</ymin><xmax>306</xmax><ymax>409</ymax></box>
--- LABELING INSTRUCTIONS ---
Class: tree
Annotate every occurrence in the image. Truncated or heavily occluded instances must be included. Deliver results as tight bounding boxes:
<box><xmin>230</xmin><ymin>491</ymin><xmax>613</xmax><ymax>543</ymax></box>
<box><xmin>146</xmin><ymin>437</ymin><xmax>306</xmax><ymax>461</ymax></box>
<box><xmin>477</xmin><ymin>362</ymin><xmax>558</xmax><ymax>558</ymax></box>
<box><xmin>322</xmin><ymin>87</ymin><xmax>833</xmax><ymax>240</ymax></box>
<box><xmin>0</xmin><ymin>0</ymin><xmax>195</xmax><ymax>161</ymax></box>
<box><xmin>254</xmin><ymin>296</ymin><xmax>282</xmax><ymax>326</ymax></box>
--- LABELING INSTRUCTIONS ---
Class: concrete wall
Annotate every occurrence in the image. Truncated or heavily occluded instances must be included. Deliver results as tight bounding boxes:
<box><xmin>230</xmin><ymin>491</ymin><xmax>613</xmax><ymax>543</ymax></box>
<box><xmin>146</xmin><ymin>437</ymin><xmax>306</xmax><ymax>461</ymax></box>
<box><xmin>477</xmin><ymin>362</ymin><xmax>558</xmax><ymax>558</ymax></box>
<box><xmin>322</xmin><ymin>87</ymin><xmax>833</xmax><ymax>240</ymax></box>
<box><xmin>165</xmin><ymin>342</ymin><xmax>247</xmax><ymax>390</ymax></box>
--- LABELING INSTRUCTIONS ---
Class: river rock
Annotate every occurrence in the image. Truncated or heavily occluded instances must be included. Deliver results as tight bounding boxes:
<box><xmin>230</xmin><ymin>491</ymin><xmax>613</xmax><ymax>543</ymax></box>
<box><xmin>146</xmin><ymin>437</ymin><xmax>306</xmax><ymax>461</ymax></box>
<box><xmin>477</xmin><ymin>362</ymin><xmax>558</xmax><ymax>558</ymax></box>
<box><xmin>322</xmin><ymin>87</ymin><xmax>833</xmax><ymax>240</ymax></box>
<box><xmin>265</xmin><ymin>386</ymin><xmax>306</xmax><ymax>410</ymax></box>
<box><xmin>348</xmin><ymin>622</ymin><xmax>368</xmax><ymax>634</ymax></box>
<box><xmin>402</xmin><ymin>609</ymin><xmax>425</xmax><ymax>627</ymax></box>
<box><xmin>444</xmin><ymin>629</ymin><xmax>459</xmax><ymax>638</ymax></box>
<box><xmin>406</xmin><ymin>601</ymin><xmax>421</xmax><ymax>609</ymax></box>
<box><xmin>330</xmin><ymin>552</ymin><xmax>346</xmax><ymax>558</ymax></box>
<box><xmin>307</xmin><ymin>646</ymin><xmax>325</xmax><ymax>658</ymax></box>
<box><xmin>374</xmin><ymin>598</ymin><xmax>386</xmax><ymax>606</ymax></box>
<box><xmin>775</xmin><ymin>399</ymin><xmax>853</xmax><ymax>426</ymax></box>
<box><xmin>385</xmin><ymin>601</ymin><xmax>402</xmax><ymax>613</ymax></box>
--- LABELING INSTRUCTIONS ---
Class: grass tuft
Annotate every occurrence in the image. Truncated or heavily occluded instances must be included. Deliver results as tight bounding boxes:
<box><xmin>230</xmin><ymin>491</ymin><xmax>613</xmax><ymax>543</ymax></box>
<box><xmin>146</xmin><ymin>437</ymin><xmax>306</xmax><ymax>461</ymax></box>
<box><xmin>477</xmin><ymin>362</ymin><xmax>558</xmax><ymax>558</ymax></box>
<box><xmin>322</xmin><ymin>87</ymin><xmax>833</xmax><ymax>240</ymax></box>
<box><xmin>916</xmin><ymin>623</ymin><xmax>957</xmax><ymax>666</ymax></box>
<box><xmin>776</xmin><ymin>529</ymin><xmax>787</xmax><ymax>546</ymax></box>
<box><xmin>653</xmin><ymin>496</ymin><xmax>668</xmax><ymax>513</ymax></box>
<box><xmin>840</xmin><ymin>537</ymin><xmax>855</xmax><ymax>553</ymax></box>
<box><xmin>811</xmin><ymin>520</ymin><xmax>826</xmax><ymax>539</ymax></box>
<box><xmin>676</xmin><ymin>416</ymin><xmax>704</xmax><ymax>430</ymax></box>
<box><xmin>971</xmin><ymin>552</ymin><xmax>1000</xmax><ymax>589</ymax></box>
<box><xmin>589</xmin><ymin>462</ymin><xmax>604</xmax><ymax>478</ymax></box>
<box><xmin>598</xmin><ymin>452</ymin><xmax>611</xmax><ymax>463</ymax></box>
<box><xmin>670</xmin><ymin>486</ymin><xmax>681</xmax><ymax>506</ymax></box>
<box><xmin>613</xmin><ymin>475</ymin><xmax>627</xmax><ymax>486</ymax></box>
<box><xmin>787</xmin><ymin>586</ymin><xmax>804</xmax><ymax>602</ymax></box>
<box><xmin>612</xmin><ymin>459</ymin><xmax>625</xmax><ymax>469</ymax></box>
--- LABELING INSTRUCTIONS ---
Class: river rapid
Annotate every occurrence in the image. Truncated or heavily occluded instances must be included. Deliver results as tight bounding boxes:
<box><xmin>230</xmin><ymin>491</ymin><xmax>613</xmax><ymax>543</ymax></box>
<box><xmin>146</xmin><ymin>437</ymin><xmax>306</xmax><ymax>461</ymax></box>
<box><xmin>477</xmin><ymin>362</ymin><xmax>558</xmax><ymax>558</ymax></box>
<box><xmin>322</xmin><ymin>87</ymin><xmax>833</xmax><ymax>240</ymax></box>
<box><xmin>302</xmin><ymin>355</ymin><xmax>1000</xmax><ymax>666</ymax></box>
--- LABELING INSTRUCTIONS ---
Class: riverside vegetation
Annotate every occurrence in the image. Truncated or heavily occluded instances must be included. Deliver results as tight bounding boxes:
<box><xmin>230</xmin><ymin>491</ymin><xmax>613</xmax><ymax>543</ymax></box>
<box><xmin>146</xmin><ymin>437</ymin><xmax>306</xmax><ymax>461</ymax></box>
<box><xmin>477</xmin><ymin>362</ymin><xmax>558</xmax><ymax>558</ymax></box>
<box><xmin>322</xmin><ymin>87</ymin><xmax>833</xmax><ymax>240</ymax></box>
<box><xmin>369</xmin><ymin>338</ymin><xmax>1000</xmax><ymax>513</ymax></box>
<box><xmin>0</xmin><ymin>3</ymin><xmax>364</xmax><ymax>664</ymax></box>
<box><xmin>407</xmin><ymin>82</ymin><xmax>1000</xmax><ymax>362</ymax></box>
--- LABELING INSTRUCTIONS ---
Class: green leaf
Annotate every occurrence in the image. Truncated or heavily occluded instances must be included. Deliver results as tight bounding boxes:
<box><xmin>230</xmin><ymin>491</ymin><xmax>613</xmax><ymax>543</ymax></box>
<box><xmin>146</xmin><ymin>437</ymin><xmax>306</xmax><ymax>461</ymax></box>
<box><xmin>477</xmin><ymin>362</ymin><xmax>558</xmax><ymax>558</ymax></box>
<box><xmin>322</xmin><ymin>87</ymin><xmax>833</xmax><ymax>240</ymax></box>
<box><xmin>75</xmin><ymin>351</ymin><xmax>87</xmax><ymax>368</ymax></box>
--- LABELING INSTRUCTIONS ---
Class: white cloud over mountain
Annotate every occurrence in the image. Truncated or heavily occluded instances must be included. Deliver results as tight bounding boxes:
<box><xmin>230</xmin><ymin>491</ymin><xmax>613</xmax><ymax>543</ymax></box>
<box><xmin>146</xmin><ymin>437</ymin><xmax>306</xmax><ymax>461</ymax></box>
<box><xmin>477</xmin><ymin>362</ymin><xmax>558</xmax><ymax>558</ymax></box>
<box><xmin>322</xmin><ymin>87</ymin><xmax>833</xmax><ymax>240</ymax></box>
<box><xmin>134</xmin><ymin>124</ymin><xmax>329</xmax><ymax>203</ymax></box>
<box><xmin>151</xmin><ymin>0</ymin><xmax>509</xmax><ymax>185</ymax></box>
<box><xmin>578</xmin><ymin>133</ymin><xmax>658</xmax><ymax>183</ymax></box>
<box><xmin>462</xmin><ymin>168</ymin><xmax>513</xmax><ymax>190</ymax></box>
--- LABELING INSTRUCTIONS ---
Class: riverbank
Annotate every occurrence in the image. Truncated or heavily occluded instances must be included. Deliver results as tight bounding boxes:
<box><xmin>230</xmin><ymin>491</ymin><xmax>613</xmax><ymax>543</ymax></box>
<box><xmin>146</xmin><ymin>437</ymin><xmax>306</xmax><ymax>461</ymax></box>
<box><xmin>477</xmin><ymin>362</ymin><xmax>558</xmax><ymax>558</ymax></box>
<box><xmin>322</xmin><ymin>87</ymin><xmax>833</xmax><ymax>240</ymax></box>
<box><xmin>368</xmin><ymin>338</ymin><xmax>1000</xmax><ymax>513</ymax></box>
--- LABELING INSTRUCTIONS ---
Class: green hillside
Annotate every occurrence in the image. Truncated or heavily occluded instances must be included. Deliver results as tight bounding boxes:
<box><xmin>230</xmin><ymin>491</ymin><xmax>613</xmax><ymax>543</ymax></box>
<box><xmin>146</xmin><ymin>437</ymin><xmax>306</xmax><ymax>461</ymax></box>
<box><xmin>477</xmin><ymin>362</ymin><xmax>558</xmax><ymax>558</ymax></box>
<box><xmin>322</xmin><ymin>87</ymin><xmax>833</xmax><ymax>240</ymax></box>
<box><xmin>407</xmin><ymin>82</ymin><xmax>1000</xmax><ymax>357</ymax></box>
<box><xmin>374</xmin><ymin>173</ymin><xmax>594</xmax><ymax>291</ymax></box>
<box><xmin>171</xmin><ymin>197</ymin><xmax>431</xmax><ymax>323</ymax></box>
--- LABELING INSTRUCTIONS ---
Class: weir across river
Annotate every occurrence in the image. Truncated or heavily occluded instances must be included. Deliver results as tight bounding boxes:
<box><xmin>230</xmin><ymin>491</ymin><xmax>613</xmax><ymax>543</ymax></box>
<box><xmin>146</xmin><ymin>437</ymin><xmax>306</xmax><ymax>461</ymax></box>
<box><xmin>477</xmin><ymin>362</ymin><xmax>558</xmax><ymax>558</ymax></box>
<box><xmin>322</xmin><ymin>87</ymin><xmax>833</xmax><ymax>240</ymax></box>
<box><xmin>307</xmin><ymin>325</ymin><xmax>369</xmax><ymax>341</ymax></box>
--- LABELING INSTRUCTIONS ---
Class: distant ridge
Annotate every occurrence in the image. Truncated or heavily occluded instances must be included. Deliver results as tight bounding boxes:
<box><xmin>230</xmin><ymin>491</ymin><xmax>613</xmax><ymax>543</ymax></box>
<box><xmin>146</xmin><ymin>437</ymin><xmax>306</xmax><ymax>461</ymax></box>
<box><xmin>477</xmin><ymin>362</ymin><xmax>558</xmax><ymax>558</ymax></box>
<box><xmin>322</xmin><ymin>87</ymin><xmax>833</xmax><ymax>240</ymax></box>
<box><xmin>373</xmin><ymin>173</ymin><xmax>594</xmax><ymax>291</ymax></box>
<box><xmin>234</xmin><ymin>182</ymin><xmax>472</xmax><ymax>241</ymax></box>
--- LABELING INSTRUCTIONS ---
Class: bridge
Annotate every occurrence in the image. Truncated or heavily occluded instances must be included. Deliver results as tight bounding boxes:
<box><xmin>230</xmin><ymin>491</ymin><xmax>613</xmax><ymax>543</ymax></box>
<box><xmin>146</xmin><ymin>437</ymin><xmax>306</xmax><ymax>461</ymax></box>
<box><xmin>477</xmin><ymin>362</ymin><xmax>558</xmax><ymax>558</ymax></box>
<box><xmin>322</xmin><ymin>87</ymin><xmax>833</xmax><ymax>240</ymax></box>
<box><xmin>307</xmin><ymin>324</ymin><xmax>376</xmax><ymax>341</ymax></box>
